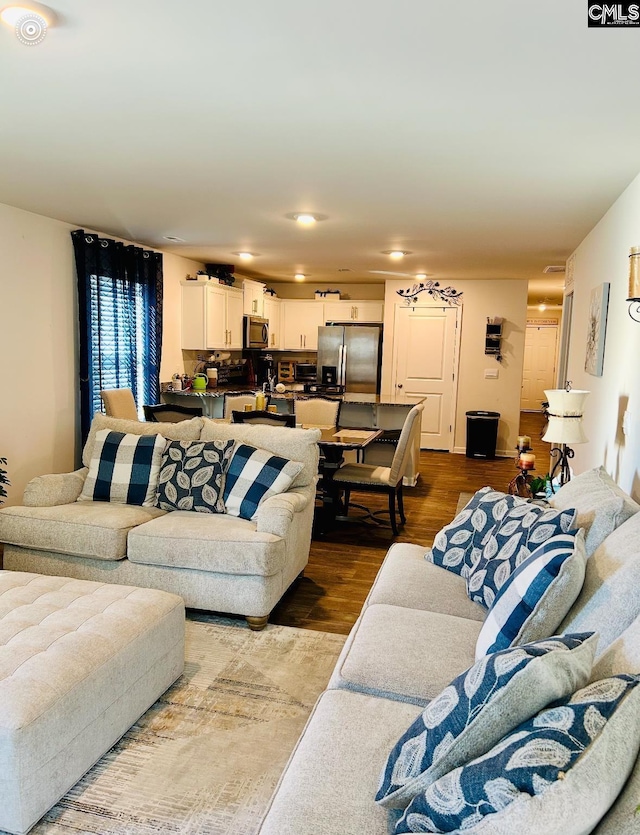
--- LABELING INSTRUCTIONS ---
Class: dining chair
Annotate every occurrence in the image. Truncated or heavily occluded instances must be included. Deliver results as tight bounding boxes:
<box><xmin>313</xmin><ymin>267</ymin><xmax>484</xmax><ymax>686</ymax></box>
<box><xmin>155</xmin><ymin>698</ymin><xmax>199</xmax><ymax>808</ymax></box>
<box><xmin>331</xmin><ymin>403</ymin><xmax>424</xmax><ymax>535</ymax></box>
<box><xmin>231</xmin><ymin>410</ymin><xmax>296</xmax><ymax>427</ymax></box>
<box><xmin>143</xmin><ymin>403</ymin><xmax>204</xmax><ymax>423</ymax></box>
<box><xmin>223</xmin><ymin>393</ymin><xmax>266</xmax><ymax>419</ymax></box>
<box><xmin>294</xmin><ymin>396</ymin><xmax>341</xmax><ymax>428</ymax></box>
<box><xmin>100</xmin><ymin>388</ymin><xmax>139</xmax><ymax>420</ymax></box>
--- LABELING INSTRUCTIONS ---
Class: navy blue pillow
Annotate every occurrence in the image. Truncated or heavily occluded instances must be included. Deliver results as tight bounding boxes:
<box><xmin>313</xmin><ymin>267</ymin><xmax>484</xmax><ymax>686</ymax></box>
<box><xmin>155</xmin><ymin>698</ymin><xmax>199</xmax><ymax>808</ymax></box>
<box><xmin>396</xmin><ymin>675</ymin><xmax>640</xmax><ymax>834</ymax></box>
<box><xmin>376</xmin><ymin>633</ymin><xmax>596</xmax><ymax>810</ymax></box>
<box><xmin>428</xmin><ymin>489</ymin><xmax>527</xmax><ymax>577</ymax></box>
<box><xmin>223</xmin><ymin>443</ymin><xmax>303</xmax><ymax>520</ymax></box>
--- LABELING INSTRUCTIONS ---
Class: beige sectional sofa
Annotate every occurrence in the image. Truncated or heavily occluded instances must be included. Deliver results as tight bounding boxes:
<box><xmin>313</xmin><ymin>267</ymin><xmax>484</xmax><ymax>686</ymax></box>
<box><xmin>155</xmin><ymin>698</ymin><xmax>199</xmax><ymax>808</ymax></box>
<box><xmin>258</xmin><ymin>468</ymin><xmax>640</xmax><ymax>834</ymax></box>
<box><xmin>0</xmin><ymin>413</ymin><xmax>320</xmax><ymax>629</ymax></box>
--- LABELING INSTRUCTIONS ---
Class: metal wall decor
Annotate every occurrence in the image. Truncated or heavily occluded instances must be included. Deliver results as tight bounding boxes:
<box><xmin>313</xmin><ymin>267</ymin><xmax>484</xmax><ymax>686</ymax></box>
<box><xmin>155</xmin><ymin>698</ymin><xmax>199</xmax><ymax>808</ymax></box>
<box><xmin>396</xmin><ymin>280</ymin><xmax>463</xmax><ymax>306</ymax></box>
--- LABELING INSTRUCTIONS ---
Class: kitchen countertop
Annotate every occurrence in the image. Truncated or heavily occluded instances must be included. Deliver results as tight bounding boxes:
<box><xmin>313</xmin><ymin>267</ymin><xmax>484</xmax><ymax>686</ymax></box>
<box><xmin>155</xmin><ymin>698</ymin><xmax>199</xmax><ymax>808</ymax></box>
<box><xmin>166</xmin><ymin>387</ymin><xmax>425</xmax><ymax>406</ymax></box>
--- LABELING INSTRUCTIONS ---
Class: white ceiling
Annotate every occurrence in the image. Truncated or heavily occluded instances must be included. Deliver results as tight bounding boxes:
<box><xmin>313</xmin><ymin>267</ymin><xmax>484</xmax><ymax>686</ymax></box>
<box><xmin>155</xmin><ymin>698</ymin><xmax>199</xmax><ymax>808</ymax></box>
<box><xmin>1</xmin><ymin>0</ymin><xmax>639</xmax><ymax>300</ymax></box>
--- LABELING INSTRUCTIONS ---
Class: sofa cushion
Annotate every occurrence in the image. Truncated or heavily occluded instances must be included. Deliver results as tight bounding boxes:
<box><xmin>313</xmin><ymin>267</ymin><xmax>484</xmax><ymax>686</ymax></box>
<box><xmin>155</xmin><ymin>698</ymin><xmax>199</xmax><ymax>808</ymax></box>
<box><xmin>200</xmin><ymin>419</ymin><xmax>320</xmax><ymax>488</ymax></box>
<box><xmin>80</xmin><ymin>430</ymin><xmax>166</xmax><ymax>507</ymax></box>
<box><xmin>376</xmin><ymin>633</ymin><xmax>597</xmax><ymax>810</ymax></box>
<box><xmin>560</xmin><ymin>511</ymin><xmax>640</xmax><ymax>654</ymax></box>
<box><xmin>127</xmin><ymin>510</ymin><xmax>286</xmax><ymax>575</ymax></box>
<box><xmin>428</xmin><ymin>488</ymin><xmax>526</xmax><ymax>577</ymax></box>
<box><xmin>476</xmin><ymin>529</ymin><xmax>587</xmax><ymax>659</ymax></box>
<box><xmin>223</xmin><ymin>444</ymin><xmax>304</xmax><ymax>520</ymax></box>
<box><xmin>0</xmin><ymin>502</ymin><xmax>165</xmax><ymax>561</ymax></box>
<box><xmin>82</xmin><ymin>412</ymin><xmax>203</xmax><ymax>468</ymax></box>
<box><xmin>329</xmin><ymin>604</ymin><xmax>482</xmax><ymax>705</ymax></box>
<box><xmin>549</xmin><ymin>465</ymin><xmax>640</xmax><ymax>555</ymax></box>
<box><xmin>367</xmin><ymin>544</ymin><xmax>486</xmax><ymax>622</ymax></box>
<box><xmin>396</xmin><ymin>675</ymin><xmax>640</xmax><ymax>835</ymax></box>
<box><xmin>156</xmin><ymin>439</ymin><xmax>235</xmax><ymax>513</ymax></box>
<box><xmin>258</xmin><ymin>689</ymin><xmax>422</xmax><ymax>835</ymax></box>
<box><xmin>466</xmin><ymin>504</ymin><xmax>576</xmax><ymax>608</ymax></box>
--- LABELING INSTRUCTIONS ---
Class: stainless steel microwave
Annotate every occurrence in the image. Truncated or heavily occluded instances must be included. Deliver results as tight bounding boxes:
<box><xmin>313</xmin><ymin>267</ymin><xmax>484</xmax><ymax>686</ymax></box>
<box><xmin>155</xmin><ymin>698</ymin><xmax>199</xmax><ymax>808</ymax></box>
<box><xmin>244</xmin><ymin>316</ymin><xmax>269</xmax><ymax>349</ymax></box>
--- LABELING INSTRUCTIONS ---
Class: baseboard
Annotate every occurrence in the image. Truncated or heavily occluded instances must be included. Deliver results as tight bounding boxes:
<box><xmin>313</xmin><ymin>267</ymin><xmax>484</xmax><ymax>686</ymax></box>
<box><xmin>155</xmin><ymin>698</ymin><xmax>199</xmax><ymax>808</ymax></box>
<box><xmin>453</xmin><ymin>446</ymin><xmax>513</xmax><ymax>459</ymax></box>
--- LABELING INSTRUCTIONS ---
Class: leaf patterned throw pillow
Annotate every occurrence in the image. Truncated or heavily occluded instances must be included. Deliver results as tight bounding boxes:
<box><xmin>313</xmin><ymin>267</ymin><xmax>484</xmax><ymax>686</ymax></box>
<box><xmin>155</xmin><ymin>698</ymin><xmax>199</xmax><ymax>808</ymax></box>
<box><xmin>466</xmin><ymin>504</ymin><xmax>576</xmax><ymax>609</ymax></box>
<box><xmin>396</xmin><ymin>675</ymin><xmax>640</xmax><ymax>835</ymax></box>
<box><xmin>428</xmin><ymin>488</ymin><xmax>529</xmax><ymax>577</ymax></box>
<box><xmin>376</xmin><ymin>633</ymin><xmax>597</xmax><ymax>810</ymax></box>
<box><xmin>156</xmin><ymin>439</ymin><xmax>235</xmax><ymax>513</ymax></box>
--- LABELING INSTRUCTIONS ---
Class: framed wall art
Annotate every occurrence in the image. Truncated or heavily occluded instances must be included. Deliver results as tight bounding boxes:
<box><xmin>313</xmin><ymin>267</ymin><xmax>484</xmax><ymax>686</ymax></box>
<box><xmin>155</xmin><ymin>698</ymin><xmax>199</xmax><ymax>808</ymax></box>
<box><xmin>584</xmin><ymin>282</ymin><xmax>610</xmax><ymax>377</ymax></box>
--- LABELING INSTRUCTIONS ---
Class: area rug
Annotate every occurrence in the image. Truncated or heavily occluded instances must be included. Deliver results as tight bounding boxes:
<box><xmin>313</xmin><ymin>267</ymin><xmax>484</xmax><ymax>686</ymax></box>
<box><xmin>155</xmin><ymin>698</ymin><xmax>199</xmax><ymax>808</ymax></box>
<box><xmin>456</xmin><ymin>491</ymin><xmax>474</xmax><ymax>514</ymax></box>
<box><xmin>34</xmin><ymin>618</ymin><xmax>346</xmax><ymax>835</ymax></box>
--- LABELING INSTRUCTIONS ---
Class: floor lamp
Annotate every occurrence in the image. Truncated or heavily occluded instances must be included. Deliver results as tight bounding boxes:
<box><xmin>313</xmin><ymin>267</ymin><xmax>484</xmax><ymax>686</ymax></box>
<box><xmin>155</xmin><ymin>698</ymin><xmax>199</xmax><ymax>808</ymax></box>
<box><xmin>542</xmin><ymin>388</ymin><xmax>589</xmax><ymax>489</ymax></box>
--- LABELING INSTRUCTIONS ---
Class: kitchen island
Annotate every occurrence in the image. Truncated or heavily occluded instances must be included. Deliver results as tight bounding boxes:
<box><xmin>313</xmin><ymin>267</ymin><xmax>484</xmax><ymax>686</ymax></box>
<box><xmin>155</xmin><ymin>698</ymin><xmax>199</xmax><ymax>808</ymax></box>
<box><xmin>162</xmin><ymin>388</ymin><xmax>425</xmax><ymax>485</ymax></box>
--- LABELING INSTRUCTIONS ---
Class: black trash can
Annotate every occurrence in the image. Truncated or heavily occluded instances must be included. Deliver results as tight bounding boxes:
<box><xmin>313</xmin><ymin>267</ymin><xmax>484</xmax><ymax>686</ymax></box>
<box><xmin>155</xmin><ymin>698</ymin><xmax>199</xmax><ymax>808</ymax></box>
<box><xmin>466</xmin><ymin>411</ymin><xmax>500</xmax><ymax>459</ymax></box>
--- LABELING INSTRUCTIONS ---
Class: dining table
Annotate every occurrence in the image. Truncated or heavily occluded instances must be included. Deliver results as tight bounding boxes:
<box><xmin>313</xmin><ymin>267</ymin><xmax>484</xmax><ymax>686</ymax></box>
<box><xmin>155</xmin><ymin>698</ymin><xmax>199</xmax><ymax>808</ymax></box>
<box><xmin>308</xmin><ymin>425</ymin><xmax>384</xmax><ymax>534</ymax></box>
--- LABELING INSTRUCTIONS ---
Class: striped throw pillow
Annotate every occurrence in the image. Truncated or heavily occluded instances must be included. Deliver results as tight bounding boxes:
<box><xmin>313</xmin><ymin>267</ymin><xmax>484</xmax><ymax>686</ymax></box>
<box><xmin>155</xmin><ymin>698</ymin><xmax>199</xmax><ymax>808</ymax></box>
<box><xmin>475</xmin><ymin>529</ymin><xmax>587</xmax><ymax>659</ymax></box>
<box><xmin>223</xmin><ymin>444</ymin><xmax>304</xmax><ymax>520</ymax></box>
<box><xmin>80</xmin><ymin>429</ymin><xmax>166</xmax><ymax>507</ymax></box>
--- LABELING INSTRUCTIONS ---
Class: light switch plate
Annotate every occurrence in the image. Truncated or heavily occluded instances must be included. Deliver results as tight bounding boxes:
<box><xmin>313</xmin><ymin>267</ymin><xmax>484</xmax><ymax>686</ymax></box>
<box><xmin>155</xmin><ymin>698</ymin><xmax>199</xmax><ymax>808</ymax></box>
<box><xmin>484</xmin><ymin>368</ymin><xmax>499</xmax><ymax>379</ymax></box>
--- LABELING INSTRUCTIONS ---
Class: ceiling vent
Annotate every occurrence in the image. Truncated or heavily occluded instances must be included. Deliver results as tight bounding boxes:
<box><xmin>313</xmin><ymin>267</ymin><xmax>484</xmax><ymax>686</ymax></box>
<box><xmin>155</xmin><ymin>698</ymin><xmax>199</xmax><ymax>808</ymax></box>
<box><xmin>337</xmin><ymin>267</ymin><xmax>352</xmax><ymax>272</ymax></box>
<box><xmin>543</xmin><ymin>265</ymin><xmax>566</xmax><ymax>274</ymax></box>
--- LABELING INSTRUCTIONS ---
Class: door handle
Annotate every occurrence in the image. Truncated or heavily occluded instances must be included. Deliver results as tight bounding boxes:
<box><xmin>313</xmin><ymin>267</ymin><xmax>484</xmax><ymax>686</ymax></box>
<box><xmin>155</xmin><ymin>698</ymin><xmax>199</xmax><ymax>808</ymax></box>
<box><xmin>304</xmin><ymin>334</ymin><xmax>306</xmax><ymax>347</ymax></box>
<box><xmin>397</xmin><ymin>383</ymin><xmax>403</xmax><ymax>389</ymax></box>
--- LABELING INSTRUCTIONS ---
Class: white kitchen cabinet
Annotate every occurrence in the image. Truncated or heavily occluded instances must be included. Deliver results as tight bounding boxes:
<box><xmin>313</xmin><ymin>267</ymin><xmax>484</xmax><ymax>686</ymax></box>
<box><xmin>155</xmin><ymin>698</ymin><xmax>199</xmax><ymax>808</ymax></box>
<box><xmin>181</xmin><ymin>282</ymin><xmax>244</xmax><ymax>350</ymax></box>
<box><xmin>242</xmin><ymin>278</ymin><xmax>265</xmax><ymax>317</ymax></box>
<box><xmin>263</xmin><ymin>296</ymin><xmax>281</xmax><ymax>350</ymax></box>
<box><xmin>281</xmin><ymin>301</ymin><xmax>325</xmax><ymax>350</ymax></box>
<box><xmin>324</xmin><ymin>301</ymin><xmax>384</xmax><ymax>322</ymax></box>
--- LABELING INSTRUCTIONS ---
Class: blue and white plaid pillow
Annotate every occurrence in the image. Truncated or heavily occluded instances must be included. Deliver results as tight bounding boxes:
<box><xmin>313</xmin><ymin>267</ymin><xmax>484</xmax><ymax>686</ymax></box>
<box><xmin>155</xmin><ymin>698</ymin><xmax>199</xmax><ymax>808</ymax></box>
<box><xmin>80</xmin><ymin>429</ymin><xmax>166</xmax><ymax>507</ymax></box>
<box><xmin>223</xmin><ymin>443</ymin><xmax>304</xmax><ymax>520</ymax></box>
<box><xmin>396</xmin><ymin>675</ymin><xmax>640</xmax><ymax>835</ymax></box>
<box><xmin>428</xmin><ymin>489</ymin><xmax>527</xmax><ymax>577</ymax></box>
<box><xmin>466</xmin><ymin>504</ymin><xmax>577</xmax><ymax>608</ymax></box>
<box><xmin>376</xmin><ymin>633</ymin><xmax>597</xmax><ymax>810</ymax></box>
<box><xmin>475</xmin><ymin>530</ymin><xmax>587</xmax><ymax>659</ymax></box>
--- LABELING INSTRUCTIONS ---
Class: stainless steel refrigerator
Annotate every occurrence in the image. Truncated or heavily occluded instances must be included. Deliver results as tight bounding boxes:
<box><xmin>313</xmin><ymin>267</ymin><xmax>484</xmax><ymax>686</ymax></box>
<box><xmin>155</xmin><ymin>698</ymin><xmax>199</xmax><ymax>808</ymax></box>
<box><xmin>317</xmin><ymin>325</ymin><xmax>383</xmax><ymax>393</ymax></box>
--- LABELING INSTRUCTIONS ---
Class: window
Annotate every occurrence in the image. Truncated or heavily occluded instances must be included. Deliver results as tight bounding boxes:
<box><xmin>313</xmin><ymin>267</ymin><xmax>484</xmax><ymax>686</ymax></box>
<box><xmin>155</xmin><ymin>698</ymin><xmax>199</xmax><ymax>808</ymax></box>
<box><xmin>72</xmin><ymin>230</ymin><xmax>163</xmax><ymax>439</ymax></box>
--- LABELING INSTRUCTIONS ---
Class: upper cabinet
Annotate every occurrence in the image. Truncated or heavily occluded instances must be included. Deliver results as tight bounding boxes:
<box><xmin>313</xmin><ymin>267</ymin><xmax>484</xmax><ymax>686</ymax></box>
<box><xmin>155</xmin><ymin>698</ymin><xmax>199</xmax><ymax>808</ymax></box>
<box><xmin>242</xmin><ymin>279</ymin><xmax>265</xmax><ymax>317</ymax></box>
<box><xmin>263</xmin><ymin>296</ymin><xmax>281</xmax><ymax>350</ymax></box>
<box><xmin>181</xmin><ymin>282</ymin><xmax>244</xmax><ymax>350</ymax></box>
<box><xmin>324</xmin><ymin>301</ymin><xmax>383</xmax><ymax>323</ymax></box>
<box><xmin>281</xmin><ymin>301</ymin><xmax>325</xmax><ymax>350</ymax></box>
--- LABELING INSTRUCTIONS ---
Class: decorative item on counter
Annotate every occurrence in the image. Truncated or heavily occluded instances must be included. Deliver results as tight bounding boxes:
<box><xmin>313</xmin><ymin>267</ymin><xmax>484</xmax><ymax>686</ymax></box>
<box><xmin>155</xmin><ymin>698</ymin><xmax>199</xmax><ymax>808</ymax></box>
<box><xmin>267</xmin><ymin>405</ymin><xmax>278</xmax><ymax>414</ymax></box>
<box><xmin>182</xmin><ymin>375</ymin><xmax>191</xmax><ymax>390</ymax></box>
<box><xmin>255</xmin><ymin>390</ymin><xmax>267</xmax><ymax>411</ymax></box>
<box><xmin>172</xmin><ymin>373</ymin><xmax>183</xmax><ymax>391</ymax></box>
<box><xmin>206</xmin><ymin>367</ymin><xmax>218</xmax><ymax>388</ymax></box>
<box><xmin>275</xmin><ymin>383</ymin><xmax>286</xmax><ymax>394</ymax></box>
<box><xmin>192</xmin><ymin>373</ymin><xmax>208</xmax><ymax>392</ymax></box>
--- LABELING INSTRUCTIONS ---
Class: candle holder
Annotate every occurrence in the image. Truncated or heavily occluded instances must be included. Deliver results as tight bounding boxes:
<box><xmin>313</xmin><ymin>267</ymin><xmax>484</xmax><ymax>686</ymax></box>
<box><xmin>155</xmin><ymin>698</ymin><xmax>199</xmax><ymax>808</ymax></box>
<box><xmin>508</xmin><ymin>445</ymin><xmax>536</xmax><ymax>499</ymax></box>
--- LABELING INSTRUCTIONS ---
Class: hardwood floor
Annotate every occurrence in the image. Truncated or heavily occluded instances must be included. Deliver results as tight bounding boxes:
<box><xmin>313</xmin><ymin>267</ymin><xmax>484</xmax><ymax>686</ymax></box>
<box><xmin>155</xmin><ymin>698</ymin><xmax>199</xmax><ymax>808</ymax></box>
<box><xmin>270</xmin><ymin>411</ymin><xmax>548</xmax><ymax>635</ymax></box>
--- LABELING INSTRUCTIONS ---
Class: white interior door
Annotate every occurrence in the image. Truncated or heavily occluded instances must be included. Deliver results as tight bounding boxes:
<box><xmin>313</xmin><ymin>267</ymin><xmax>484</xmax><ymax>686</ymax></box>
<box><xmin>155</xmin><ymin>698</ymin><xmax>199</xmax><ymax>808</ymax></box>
<box><xmin>392</xmin><ymin>305</ymin><xmax>459</xmax><ymax>450</ymax></box>
<box><xmin>521</xmin><ymin>325</ymin><xmax>559</xmax><ymax>410</ymax></box>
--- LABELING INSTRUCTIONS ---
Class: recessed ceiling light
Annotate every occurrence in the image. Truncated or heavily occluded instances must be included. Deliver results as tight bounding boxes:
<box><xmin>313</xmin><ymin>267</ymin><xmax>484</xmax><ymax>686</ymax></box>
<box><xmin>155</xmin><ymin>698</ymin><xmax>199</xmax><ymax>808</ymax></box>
<box><xmin>382</xmin><ymin>250</ymin><xmax>412</xmax><ymax>260</ymax></box>
<box><xmin>1</xmin><ymin>1</ymin><xmax>55</xmax><ymax>25</ymax></box>
<box><xmin>415</xmin><ymin>273</ymin><xmax>428</xmax><ymax>280</ymax></box>
<box><xmin>233</xmin><ymin>251</ymin><xmax>257</xmax><ymax>261</ymax></box>
<box><xmin>285</xmin><ymin>212</ymin><xmax>328</xmax><ymax>226</ymax></box>
<box><xmin>538</xmin><ymin>303</ymin><xmax>547</xmax><ymax>312</ymax></box>
<box><xmin>163</xmin><ymin>235</ymin><xmax>185</xmax><ymax>243</ymax></box>
<box><xmin>294</xmin><ymin>273</ymin><xmax>306</xmax><ymax>281</ymax></box>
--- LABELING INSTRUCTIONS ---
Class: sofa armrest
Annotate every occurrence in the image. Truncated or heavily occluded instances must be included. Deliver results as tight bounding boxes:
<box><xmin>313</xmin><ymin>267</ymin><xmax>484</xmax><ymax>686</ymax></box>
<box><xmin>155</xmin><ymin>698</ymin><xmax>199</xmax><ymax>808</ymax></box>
<box><xmin>256</xmin><ymin>486</ymin><xmax>312</xmax><ymax>537</ymax></box>
<box><xmin>23</xmin><ymin>468</ymin><xmax>88</xmax><ymax>507</ymax></box>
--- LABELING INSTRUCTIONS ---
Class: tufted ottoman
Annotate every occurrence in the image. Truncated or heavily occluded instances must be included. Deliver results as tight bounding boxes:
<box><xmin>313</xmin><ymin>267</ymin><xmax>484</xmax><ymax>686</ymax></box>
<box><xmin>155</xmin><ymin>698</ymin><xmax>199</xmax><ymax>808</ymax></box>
<box><xmin>0</xmin><ymin>571</ymin><xmax>185</xmax><ymax>835</ymax></box>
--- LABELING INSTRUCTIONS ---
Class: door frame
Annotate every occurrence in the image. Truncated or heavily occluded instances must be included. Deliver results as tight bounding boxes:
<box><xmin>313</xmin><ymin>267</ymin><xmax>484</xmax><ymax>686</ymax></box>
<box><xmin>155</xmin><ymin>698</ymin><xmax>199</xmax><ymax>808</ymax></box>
<box><xmin>390</xmin><ymin>302</ymin><xmax>463</xmax><ymax>452</ymax></box>
<box><xmin>520</xmin><ymin>321</ymin><xmax>560</xmax><ymax>412</ymax></box>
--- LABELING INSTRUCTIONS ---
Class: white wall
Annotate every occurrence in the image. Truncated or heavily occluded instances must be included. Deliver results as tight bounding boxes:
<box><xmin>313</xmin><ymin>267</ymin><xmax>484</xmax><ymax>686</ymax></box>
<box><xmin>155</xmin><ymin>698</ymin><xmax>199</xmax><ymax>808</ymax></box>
<box><xmin>564</xmin><ymin>171</ymin><xmax>640</xmax><ymax>500</ymax></box>
<box><xmin>0</xmin><ymin>203</ymin><xmax>77</xmax><ymax>506</ymax></box>
<box><xmin>382</xmin><ymin>279</ymin><xmax>528</xmax><ymax>456</ymax></box>
<box><xmin>0</xmin><ymin>202</ymin><xmax>203</xmax><ymax>506</ymax></box>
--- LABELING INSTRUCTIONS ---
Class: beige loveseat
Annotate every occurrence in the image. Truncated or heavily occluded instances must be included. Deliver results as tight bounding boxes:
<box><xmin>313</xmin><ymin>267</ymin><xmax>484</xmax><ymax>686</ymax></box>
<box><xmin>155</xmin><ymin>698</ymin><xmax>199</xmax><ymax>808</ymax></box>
<box><xmin>258</xmin><ymin>467</ymin><xmax>640</xmax><ymax>833</ymax></box>
<box><xmin>0</xmin><ymin>414</ymin><xmax>320</xmax><ymax>630</ymax></box>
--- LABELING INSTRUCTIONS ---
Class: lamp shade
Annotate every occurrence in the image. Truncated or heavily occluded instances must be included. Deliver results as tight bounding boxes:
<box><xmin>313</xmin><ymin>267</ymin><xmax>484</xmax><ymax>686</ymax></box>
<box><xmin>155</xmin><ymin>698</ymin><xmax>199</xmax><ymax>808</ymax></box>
<box><xmin>542</xmin><ymin>389</ymin><xmax>589</xmax><ymax>445</ymax></box>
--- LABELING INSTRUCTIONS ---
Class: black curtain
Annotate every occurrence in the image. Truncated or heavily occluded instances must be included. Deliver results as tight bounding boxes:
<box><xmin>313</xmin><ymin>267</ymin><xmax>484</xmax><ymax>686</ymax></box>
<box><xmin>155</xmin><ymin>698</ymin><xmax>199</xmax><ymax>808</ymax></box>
<box><xmin>72</xmin><ymin>230</ymin><xmax>163</xmax><ymax>440</ymax></box>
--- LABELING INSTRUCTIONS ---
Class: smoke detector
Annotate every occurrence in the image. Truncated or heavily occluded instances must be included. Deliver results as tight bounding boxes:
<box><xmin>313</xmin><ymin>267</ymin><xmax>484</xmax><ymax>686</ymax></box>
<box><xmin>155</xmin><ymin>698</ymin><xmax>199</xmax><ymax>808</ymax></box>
<box><xmin>543</xmin><ymin>265</ymin><xmax>566</xmax><ymax>274</ymax></box>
